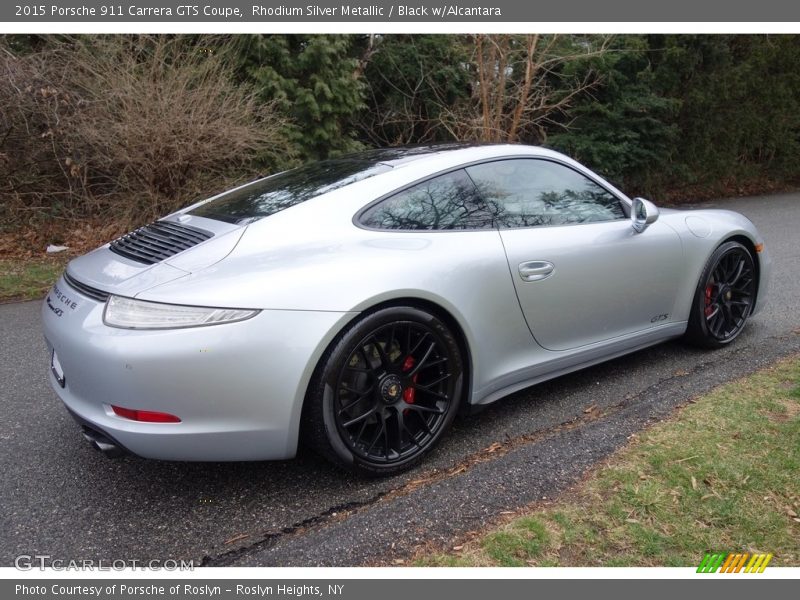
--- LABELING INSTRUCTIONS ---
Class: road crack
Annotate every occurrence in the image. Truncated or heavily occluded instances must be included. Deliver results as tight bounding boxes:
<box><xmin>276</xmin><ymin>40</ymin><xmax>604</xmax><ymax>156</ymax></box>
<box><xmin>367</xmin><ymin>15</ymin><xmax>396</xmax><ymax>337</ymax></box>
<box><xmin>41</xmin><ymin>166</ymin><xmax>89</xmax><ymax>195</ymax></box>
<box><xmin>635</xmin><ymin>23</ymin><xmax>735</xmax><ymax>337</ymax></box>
<box><xmin>201</xmin><ymin>494</ymin><xmax>388</xmax><ymax>566</ymax></box>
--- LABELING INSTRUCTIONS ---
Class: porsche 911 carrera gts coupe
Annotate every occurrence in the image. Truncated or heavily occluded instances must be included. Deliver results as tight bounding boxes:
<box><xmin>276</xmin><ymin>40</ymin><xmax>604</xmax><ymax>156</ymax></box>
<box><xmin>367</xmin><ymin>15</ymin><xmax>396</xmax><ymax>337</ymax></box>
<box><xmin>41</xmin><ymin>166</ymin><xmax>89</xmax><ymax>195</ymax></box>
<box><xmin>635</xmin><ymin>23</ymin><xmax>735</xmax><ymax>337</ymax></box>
<box><xmin>42</xmin><ymin>144</ymin><xmax>771</xmax><ymax>475</ymax></box>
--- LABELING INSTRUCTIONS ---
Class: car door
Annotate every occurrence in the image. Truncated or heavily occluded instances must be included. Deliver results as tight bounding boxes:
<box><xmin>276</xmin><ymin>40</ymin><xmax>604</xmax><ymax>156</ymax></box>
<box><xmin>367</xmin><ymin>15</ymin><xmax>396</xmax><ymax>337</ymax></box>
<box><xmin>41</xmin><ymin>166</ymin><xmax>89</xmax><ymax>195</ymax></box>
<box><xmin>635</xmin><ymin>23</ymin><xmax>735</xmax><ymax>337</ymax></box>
<box><xmin>466</xmin><ymin>158</ymin><xmax>684</xmax><ymax>352</ymax></box>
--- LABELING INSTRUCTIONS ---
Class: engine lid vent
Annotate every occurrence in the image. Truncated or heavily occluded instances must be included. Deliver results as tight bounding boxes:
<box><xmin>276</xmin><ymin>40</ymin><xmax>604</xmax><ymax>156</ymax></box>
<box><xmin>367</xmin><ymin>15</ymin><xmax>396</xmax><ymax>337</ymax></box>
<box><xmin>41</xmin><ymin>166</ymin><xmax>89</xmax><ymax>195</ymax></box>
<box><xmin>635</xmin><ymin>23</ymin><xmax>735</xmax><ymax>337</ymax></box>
<box><xmin>109</xmin><ymin>221</ymin><xmax>214</xmax><ymax>265</ymax></box>
<box><xmin>63</xmin><ymin>271</ymin><xmax>110</xmax><ymax>303</ymax></box>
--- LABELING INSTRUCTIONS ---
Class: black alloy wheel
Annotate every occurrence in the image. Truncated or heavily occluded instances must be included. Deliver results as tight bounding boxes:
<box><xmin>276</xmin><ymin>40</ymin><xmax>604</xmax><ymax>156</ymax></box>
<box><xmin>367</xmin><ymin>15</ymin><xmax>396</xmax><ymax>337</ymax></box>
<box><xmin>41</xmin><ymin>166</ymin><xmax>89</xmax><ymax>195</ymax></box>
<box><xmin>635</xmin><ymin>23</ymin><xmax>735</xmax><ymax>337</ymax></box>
<box><xmin>686</xmin><ymin>241</ymin><xmax>757</xmax><ymax>348</ymax></box>
<box><xmin>303</xmin><ymin>306</ymin><xmax>464</xmax><ymax>476</ymax></box>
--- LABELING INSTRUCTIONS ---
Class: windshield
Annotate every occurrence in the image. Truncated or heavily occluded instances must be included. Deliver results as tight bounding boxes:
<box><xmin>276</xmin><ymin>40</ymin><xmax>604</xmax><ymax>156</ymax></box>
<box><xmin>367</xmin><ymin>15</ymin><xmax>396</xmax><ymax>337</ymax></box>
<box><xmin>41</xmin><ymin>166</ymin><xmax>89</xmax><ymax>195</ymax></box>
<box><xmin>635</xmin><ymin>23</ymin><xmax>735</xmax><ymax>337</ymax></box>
<box><xmin>189</xmin><ymin>159</ymin><xmax>392</xmax><ymax>224</ymax></box>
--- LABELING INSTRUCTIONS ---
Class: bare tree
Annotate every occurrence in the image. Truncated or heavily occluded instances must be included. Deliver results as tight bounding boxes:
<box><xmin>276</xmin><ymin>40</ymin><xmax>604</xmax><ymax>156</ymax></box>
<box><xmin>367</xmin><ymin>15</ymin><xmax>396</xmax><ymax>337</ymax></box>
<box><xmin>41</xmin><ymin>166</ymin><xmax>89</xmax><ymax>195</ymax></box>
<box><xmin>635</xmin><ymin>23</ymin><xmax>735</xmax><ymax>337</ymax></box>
<box><xmin>440</xmin><ymin>34</ymin><xmax>613</xmax><ymax>143</ymax></box>
<box><xmin>356</xmin><ymin>34</ymin><xmax>612</xmax><ymax>147</ymax></box>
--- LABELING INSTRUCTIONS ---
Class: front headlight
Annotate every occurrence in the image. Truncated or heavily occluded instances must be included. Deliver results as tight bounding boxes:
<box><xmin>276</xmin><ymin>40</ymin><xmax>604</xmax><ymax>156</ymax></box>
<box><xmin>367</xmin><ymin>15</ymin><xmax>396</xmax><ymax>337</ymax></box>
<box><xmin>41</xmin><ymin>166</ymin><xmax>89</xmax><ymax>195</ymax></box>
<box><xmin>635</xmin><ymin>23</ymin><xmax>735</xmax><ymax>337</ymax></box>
<box><xmin>103</xmin><ymin>295</ymin><xmax>259</xmax><ymax>330</ymax></box>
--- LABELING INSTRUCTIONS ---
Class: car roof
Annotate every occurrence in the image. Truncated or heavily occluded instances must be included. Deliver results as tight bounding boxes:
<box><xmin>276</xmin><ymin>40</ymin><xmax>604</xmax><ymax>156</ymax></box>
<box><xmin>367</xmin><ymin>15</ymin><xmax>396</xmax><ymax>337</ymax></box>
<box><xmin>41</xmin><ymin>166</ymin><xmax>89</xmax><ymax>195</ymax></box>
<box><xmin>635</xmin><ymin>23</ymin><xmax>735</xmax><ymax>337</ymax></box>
<box><xmin>339</xmin><ymin>143</ymin><xmax>484</xmax><ymax>166</ymax></box>
<box><xmin>338</xmin><ymin>143</ymin><xmax>554</xmax><ymax>168</ymax></box>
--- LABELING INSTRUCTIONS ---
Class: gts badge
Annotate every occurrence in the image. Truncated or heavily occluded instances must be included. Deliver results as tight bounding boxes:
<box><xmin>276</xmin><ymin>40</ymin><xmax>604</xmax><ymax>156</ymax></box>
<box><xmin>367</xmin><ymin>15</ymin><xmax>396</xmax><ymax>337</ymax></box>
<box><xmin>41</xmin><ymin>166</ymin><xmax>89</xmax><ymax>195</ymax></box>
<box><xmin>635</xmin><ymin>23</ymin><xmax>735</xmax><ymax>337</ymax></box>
<box><xmin>46</xmin><ymin>297</ymin><xmax>64</xmax><ymax>317</ymax></box>
<box><xmin>650</xmin><ymin>313</ymin><xmax>669</xmax><ymax>323</ymax></box>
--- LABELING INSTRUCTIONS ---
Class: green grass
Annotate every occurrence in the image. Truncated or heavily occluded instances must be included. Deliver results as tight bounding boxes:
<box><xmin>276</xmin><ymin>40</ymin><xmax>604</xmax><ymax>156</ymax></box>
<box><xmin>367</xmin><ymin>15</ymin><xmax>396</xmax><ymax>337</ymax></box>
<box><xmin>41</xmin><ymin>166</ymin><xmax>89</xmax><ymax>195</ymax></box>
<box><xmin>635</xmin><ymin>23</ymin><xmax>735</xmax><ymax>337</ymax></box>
<box><xmin>417</xmin><ymin>355</ymin><xmax>800</xmax><ymax>567</ymax></box>
<box><xmin>0</xmin><ymin>257</ymin><xmax>69</xmax><ymax>302</ymax></box>
<box><xmin>482</xmin><ymin>517</ymin><xmax>551</xmax><ymax>566</ymax></box>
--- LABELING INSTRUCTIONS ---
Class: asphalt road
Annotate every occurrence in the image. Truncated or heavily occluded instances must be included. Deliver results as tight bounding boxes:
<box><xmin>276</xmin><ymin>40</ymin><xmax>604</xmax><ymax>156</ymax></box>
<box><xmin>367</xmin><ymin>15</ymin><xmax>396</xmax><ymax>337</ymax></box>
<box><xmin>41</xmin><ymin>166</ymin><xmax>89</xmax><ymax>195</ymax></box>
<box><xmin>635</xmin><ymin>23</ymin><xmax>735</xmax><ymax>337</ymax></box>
<box><xmin>1</xmin><ymin>193</ymin><xmax>799</xmax><ymax>567</ymax></box>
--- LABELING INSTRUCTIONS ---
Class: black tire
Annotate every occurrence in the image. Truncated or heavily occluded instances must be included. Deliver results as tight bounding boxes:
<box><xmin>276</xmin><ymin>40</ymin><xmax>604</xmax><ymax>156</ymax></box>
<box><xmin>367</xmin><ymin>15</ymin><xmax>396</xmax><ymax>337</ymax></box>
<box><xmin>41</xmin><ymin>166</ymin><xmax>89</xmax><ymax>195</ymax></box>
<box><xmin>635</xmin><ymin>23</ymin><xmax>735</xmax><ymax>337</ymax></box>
<box><xmin>685</xmin><ymin>241</ymin><xmax>757</xmax><ymax>349</ymax></box>
<box><xmin>302</xmin><ymin>306</ymin><xmax>464</xmax><ymax>476</ymax></box>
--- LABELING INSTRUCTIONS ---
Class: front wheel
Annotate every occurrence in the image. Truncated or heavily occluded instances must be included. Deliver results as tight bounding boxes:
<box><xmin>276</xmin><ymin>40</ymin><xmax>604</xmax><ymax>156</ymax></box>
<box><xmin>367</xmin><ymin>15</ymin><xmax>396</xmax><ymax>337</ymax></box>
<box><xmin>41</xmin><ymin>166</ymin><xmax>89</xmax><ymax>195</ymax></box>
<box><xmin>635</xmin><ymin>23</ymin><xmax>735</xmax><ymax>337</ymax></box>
<box><xmin>685</xmin><ymin>241</ymin><xmax>756</xmax><ymax>348</ymax></box>
<box><xmin>303</xmin><ymin>306</ymin><xmax>464</xmax><ymax>476</ymax></box>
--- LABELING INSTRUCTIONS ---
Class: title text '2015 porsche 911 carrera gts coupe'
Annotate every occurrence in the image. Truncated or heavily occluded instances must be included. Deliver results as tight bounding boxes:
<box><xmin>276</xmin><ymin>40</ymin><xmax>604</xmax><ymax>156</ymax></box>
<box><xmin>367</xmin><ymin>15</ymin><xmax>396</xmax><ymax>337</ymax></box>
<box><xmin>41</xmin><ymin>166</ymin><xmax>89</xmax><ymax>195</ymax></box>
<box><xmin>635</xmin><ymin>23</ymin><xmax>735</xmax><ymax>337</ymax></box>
<box><xmin>42</xmin><ymin>144</ymin><xmax>771</xmax><ymax>475</ymax></box>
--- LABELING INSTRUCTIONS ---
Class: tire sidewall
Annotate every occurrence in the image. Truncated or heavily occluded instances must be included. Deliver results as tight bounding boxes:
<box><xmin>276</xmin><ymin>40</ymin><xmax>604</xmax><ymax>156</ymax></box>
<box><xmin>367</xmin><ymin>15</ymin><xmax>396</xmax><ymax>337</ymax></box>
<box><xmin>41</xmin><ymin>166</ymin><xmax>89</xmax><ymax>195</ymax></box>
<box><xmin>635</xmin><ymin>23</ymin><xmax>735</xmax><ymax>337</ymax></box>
<box><xmin>689</xmin><ymin>241</ymin><xmax>754</xmax><ymax>347</ymax></box>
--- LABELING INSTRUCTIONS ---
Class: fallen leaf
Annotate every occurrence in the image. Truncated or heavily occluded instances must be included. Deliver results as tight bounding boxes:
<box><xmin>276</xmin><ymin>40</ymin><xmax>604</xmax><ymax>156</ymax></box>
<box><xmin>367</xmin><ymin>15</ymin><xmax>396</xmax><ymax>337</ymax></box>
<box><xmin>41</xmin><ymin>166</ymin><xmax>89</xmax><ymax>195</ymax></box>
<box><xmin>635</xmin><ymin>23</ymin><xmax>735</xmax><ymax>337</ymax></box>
<box><xmin>691</xmin><ymin>476</ymin><xmax>698</xmax><ymax>490</ymax></box>
<box><xmin>452</xmin><ymin>545</ymin><xmax>464</xmax><ymax>551</ymax></box>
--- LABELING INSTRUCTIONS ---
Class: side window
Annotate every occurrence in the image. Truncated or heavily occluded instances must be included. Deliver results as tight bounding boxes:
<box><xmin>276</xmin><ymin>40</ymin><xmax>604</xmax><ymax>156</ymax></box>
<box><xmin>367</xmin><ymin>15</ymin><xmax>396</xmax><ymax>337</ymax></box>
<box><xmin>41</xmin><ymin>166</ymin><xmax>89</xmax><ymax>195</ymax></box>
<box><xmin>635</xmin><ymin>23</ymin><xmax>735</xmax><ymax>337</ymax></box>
<box><xmin>466</xmin><ymin>159</ymin><xmax>626</xmax><ymax>228</ymax></box>
<box><xmin>360</xmin><ymin>169</ymin><xmax>494</xmax><ymax>231</ymax></box>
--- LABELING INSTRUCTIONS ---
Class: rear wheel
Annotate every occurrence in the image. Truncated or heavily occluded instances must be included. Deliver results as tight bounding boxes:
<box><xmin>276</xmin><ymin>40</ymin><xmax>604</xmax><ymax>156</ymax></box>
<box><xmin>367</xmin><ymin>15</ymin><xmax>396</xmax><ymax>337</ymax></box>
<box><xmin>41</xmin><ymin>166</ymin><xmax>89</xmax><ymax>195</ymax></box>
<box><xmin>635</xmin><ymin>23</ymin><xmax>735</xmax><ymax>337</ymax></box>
<box><xmin>686</xmin><ymin>241</ymin><xmax>756</xmax><ymax>348</ymax></box>
<box><xmin>303</xmin><ymin>306</ymin><xmax>464</xmax><ymax>476</ymax></box>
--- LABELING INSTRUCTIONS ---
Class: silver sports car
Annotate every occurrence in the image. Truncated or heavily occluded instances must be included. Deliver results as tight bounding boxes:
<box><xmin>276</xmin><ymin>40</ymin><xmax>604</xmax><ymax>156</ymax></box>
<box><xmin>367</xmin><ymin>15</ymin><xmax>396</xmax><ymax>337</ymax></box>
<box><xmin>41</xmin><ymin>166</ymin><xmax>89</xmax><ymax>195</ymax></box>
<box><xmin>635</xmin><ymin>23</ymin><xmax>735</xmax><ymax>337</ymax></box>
<box><xmin>42</xmin><ymin>144</ymin><xmax>771</xmax><ymax>475</ymax></box>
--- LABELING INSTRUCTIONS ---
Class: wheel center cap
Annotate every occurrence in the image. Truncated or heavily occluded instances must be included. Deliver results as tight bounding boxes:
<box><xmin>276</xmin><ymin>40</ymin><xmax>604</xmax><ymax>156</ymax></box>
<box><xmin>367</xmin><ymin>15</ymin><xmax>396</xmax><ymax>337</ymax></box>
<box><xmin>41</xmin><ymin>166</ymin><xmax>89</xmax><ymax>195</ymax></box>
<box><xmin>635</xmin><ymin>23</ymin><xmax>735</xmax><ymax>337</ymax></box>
<box><xmin>380</xmin><ymin>374</ymin><xmax>403</xmax><ymax>404</ymax></box>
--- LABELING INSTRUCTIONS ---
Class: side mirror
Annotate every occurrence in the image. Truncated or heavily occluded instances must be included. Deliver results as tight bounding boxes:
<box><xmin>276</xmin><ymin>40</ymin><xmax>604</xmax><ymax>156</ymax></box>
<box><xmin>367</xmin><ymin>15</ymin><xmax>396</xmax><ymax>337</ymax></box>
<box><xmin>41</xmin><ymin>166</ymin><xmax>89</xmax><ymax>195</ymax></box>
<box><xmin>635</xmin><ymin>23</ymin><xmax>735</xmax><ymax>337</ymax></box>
<box><xmin>631</xmin><ymin>197</ymin><xmax>659</xmax><ymax>233</ymax></box>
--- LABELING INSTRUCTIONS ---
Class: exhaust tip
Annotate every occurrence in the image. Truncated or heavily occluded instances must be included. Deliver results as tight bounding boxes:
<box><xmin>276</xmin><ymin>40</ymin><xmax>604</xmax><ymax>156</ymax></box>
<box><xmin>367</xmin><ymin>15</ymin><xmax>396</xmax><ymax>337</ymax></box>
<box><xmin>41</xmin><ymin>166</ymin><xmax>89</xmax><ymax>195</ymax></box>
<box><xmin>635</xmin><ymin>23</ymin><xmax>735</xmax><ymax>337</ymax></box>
<box><xmin>81</xmin><ymin>429</ymin><xmax>125</xmax><ymax>458</ymax></box>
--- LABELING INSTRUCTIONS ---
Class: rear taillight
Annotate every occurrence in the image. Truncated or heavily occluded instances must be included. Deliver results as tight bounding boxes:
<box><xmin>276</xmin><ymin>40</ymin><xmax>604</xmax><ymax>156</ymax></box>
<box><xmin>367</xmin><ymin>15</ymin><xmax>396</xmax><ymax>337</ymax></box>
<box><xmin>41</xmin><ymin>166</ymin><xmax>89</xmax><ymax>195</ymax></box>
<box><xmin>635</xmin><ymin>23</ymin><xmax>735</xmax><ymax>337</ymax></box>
<box><xmin>111</xmin><ymin>405</ymin><xmax>181</xmax><ymax>423</ymax></box>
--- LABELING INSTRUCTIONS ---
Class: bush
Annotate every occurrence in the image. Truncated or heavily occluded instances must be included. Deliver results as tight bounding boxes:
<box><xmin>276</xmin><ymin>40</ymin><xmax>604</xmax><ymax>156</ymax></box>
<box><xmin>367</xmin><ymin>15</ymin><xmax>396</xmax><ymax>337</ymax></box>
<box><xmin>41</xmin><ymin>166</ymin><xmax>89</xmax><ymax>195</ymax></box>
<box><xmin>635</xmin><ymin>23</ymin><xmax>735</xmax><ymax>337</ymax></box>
<box><xmin>0</xmin><ymin>36</ymin><xmax>293</xmax><ymax>231</ymax></box>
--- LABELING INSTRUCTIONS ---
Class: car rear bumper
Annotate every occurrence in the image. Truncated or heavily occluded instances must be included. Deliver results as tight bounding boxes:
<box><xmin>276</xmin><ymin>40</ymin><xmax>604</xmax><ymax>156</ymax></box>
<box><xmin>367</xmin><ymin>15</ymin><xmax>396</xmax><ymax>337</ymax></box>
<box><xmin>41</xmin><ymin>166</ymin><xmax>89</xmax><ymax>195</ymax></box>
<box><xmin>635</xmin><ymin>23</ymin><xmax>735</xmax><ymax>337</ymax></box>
<box><xmin>42</xmin><ymin>276</ymin><xmax>355</xmax><ymax>461</ymax></box>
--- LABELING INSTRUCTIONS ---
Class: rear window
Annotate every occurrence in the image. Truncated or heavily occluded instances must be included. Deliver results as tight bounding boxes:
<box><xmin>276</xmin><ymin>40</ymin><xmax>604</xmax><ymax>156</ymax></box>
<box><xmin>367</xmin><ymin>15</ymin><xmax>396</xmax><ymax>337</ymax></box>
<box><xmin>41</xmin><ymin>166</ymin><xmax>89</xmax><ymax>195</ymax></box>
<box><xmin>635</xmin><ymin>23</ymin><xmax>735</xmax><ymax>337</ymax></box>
<box><xmin>359</xmin><ymin>169</ymin><xmax>494</xmax><ymax>231</ymax></box>
<box><xmin>190</xmin><ymin>159</ymin><xmax>391</xmax><ymax>224</ymax></box>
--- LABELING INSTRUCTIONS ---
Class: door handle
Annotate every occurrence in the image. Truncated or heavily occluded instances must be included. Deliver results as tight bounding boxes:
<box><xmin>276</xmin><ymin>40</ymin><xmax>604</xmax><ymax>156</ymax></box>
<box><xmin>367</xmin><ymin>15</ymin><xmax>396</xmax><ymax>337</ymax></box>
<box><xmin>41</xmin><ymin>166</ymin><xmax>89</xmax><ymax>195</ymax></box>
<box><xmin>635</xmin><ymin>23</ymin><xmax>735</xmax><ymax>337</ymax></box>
<box><xmin>518</xmin><ymin>260</ymin><xmax>555</xmax><ymax>282</ymax></box>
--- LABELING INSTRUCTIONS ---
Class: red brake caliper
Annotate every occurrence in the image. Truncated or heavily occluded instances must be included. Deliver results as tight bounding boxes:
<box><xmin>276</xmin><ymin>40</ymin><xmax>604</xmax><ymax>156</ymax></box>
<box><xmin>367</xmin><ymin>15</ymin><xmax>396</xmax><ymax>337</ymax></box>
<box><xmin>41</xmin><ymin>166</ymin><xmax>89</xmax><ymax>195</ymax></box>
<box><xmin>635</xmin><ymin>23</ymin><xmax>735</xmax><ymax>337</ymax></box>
<box><xmin>704</xmin><ymin>284</ymin><xmax>715</xmax><ymax>317</ymax></box>
<box><xmin>401</xmin><ymin>355</ymin><xmax>417</xmax><ymax>404</ymax></box>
